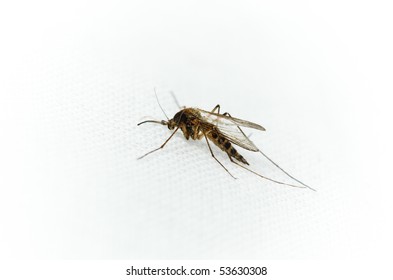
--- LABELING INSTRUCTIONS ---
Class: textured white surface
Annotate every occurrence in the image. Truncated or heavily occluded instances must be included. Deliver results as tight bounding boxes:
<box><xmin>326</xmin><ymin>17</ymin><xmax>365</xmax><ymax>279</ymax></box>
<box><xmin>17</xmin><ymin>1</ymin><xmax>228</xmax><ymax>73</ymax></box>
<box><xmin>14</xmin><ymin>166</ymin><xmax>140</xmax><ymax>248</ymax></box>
<box><xmin>0</xmin><ymin>1</ymin><xmax>392</xmax><ymax>259</ymax></box>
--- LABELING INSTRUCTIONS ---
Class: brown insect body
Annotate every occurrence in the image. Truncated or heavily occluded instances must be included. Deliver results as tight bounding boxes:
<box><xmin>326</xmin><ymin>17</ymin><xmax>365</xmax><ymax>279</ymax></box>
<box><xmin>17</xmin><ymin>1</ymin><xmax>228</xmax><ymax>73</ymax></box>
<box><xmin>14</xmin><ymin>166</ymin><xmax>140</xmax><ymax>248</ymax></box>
<box><xmin>138</xmin><ymin>97</ymin><xmax>315</xmax><ymax>191</ymax></box>
<box><xmin>209</xmin><ymin>131</ymin><xmax>249</xmax><ymax>165</ymax></box>
<box><xmin>168</xmin><ymin>108</ymin><xmax>249</xmax><ymax>165</ymax></box>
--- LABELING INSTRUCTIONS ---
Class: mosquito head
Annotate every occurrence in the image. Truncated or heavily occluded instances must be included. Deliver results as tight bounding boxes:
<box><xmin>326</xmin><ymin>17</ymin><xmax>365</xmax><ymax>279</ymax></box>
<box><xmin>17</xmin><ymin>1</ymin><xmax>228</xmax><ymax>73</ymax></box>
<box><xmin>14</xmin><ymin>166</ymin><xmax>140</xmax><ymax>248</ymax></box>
<box><xmin>167</xmin><ymin>119</ymin><xmax>177</xmax><ymax>130</ymax></box>
<box><xmin>166</xmin><ymin>109</ymin><xmax>187</xmax><ymax>130</ymax></box>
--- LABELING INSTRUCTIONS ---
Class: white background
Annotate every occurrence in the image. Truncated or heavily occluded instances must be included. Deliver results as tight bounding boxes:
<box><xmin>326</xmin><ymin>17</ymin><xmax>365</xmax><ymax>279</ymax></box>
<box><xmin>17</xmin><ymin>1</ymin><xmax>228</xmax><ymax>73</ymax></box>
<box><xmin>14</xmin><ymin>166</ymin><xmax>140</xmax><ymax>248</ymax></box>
<box><xmin>0</xmin><ymin>0</ymin><xmax>392</xmax><ymax>260</ymax></box>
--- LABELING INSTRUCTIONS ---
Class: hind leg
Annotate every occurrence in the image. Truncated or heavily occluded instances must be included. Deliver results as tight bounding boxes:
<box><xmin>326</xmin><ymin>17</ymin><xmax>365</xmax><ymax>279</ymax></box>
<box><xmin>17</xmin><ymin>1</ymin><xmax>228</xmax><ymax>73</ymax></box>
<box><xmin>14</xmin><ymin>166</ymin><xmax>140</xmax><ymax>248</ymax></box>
<box><xmin>227</xmin><ymin>154</ymin><xmax>306</xmax><ymax>189</ymax></box>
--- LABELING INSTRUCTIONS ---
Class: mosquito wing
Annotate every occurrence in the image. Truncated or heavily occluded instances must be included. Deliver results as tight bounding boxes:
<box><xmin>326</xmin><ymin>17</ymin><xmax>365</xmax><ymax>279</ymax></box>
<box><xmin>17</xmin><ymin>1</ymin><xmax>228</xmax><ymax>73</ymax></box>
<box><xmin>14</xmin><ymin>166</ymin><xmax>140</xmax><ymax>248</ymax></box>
<box><xmin>218</xmin><ymin>125</ymin><xmax>260</xmax><ymax>151</ymax></box>
<box><xmin>197</xmin><ymin>108</ymin><xmax>264</xmax><ymax>152</ymax></box>
<box><xmin>197</xmin><ymin>108</ymin><xmax>266</xmax><ymax>131</ymax></box>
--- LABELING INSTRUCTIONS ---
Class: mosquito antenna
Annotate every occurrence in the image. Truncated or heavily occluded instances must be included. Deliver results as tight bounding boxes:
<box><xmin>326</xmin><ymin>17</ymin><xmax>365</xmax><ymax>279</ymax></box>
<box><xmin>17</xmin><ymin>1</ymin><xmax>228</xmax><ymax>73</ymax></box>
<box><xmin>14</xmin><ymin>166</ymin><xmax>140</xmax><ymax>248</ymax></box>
<box><xmin>170</xmin><ymin>91</ymin><xmax>182</xmax><ymax>109</ymax></box>
<box><xmin>154</xmin><ymin>88</ymin><xmax>169</xmax><ymax>120</ymax></box>
<box><xmin>258</xmin><ymin>150</ymin><xmax>316</xmax><ymax>191</ymax></box>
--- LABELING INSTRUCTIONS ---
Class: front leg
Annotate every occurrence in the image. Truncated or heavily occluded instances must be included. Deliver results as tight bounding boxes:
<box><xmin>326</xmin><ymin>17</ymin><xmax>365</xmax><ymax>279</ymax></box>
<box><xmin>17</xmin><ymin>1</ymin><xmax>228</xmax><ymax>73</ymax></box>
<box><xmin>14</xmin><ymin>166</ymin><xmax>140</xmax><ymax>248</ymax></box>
<box><xmin>138</xmin><ymin>127</ymin><xmax>180</xmax><ymax>159</ymax></box>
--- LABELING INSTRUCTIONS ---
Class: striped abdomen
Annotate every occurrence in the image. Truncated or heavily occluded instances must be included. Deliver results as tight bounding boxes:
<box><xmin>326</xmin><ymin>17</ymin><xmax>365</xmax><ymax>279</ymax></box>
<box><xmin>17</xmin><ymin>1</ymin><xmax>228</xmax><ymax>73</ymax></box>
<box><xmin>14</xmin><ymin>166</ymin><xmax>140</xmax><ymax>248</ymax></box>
<box><xmin>208</xmin><ymin>130</ymin><xmax>249</xmax><ymax>165</ymax></box>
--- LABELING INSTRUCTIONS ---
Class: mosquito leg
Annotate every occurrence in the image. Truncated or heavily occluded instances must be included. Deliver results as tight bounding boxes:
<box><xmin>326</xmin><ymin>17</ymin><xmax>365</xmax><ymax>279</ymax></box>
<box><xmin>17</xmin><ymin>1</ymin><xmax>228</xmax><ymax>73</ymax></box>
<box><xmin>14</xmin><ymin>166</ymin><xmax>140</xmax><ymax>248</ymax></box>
<box><xmin>223</xmin><ymin>113</ymin><xmax>315</xmax><ymax>191</ymax></box>
<box><xmin>257</xmin><ymin>150</ymin><xmax>316</xmax><ymax>191</ymax></box>
<box><xmin>228</xmin><ymin>155</ymin><xmax>311</xmax><ymax>190</ymax></box>
<box><xmin>170</xmin><ymin>91</ymin><xmax>184</xmax><ymax>109</ymax></box>
<box><xmin>223</xmin><ymin>112</ymin><xmax>245</xmax><ymax>131</ymax></box>
<box><xmin>223</xmin><ymin>112</ymin><xmax>251</xmax><ymax>137</ymax></box>
<box><xmin>211</xmin><ymin>105</ymin><xmax>220</xmax><ymax>114</ymax></box>
<box><xmin>137</xmin><ymin>127</ymin><xmax>180</xmax><ymax>160</ymax></box>
<box><xmin>204</xmin><ymin>132</ymin><xmax>237</xmax><ymax>179</ymax></box>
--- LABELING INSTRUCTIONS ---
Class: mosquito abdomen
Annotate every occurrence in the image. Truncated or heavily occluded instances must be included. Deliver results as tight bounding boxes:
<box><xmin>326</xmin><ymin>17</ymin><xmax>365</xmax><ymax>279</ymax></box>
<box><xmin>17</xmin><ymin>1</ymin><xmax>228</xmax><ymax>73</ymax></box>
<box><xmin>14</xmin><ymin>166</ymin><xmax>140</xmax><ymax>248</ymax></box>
<box><xmin>208</xmin><ymin>130</ymin><xmax>249</xmax><ymax>165</ymax></box>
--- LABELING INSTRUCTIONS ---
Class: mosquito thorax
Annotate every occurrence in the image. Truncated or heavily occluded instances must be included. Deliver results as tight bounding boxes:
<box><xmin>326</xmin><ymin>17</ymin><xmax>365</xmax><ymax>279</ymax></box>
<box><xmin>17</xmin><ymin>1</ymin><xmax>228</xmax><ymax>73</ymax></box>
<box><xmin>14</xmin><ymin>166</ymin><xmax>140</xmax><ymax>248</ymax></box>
<box><xmin>173</xmin><ymin>110</ymin><xmax>186</xmax><ymax>124</ymax></box>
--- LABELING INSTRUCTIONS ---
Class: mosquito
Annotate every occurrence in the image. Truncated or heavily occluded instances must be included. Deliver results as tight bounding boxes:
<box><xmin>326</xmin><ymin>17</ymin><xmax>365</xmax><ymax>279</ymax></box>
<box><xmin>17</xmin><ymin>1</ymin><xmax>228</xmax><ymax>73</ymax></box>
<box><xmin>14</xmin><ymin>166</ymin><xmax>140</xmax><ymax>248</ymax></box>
<box><xmin>137</xmin><ymin>91</ymin><xmax>316</xmax><ymax>191</ymax></box>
